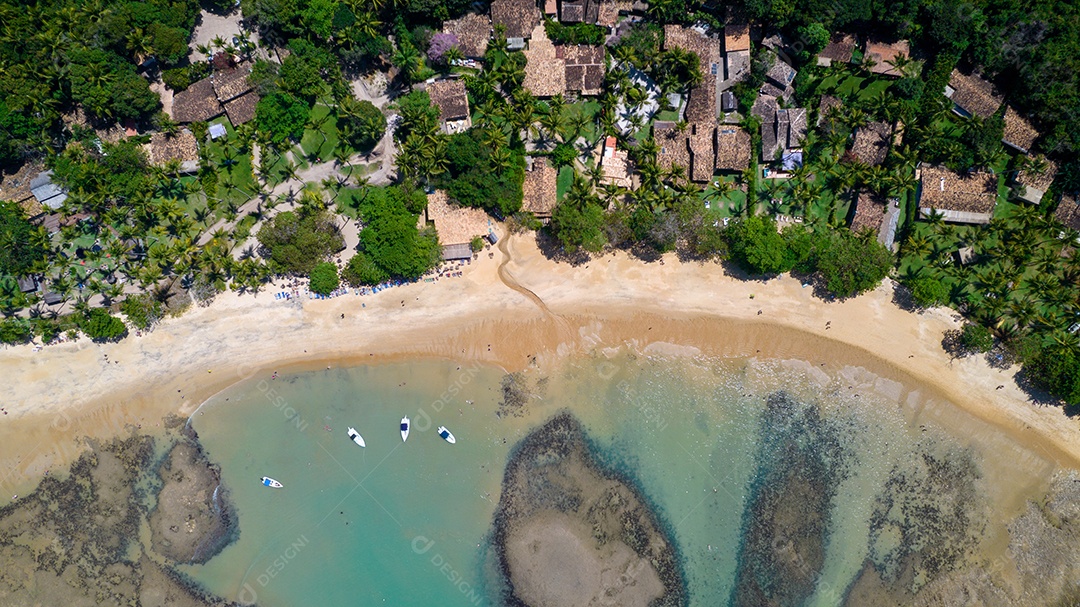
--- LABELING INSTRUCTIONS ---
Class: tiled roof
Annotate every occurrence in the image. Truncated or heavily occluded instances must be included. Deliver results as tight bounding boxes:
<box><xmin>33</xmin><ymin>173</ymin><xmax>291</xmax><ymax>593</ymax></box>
<box><xmin>948</xmin><ymin>69</ymin><xmax>1002</xmax><ymax>119</ymax></box>
<box><xmin>778</xmin><ymin>108</ymin><xmax>807</xmax><ymax>148</ymax></box>
<box><xmin>491</xmin><ymin>0</ymin><xmax>540</xmax><ymax>39</ymax></box>
<box><xmin>765</xmin><ymin>59</ymin><xmax>796</xmax><ymax>87</ymax></box>
<box><xmin>655</xmin><ymin>123</ymin><xmax>690</xmax><ymax>174</ymax></box>
<box><xmin>522</xmin><ymin>157</ymin><xmax>558</xmax><ymax>216</ymax></box>
<box><xmin>715</xmin><ymin>126</ymin><xmax>750</xmax><ymax>171</ymax></box>
<box><xmin>523</xmin><ymin>25</ymin><xmax>566</xmax><ymax>96</ymax></box>
<box><xmin>919</xmin><ymin>165</ymin><xmax>998</xmax><ymax>217</ymax></box>
<box><xmin>172</xmin><ymin>78</ymin><xmax>223</xmax><ymax>123</ymax></box>
<box><xmin>211</xmin><ymin>62</ymin><xmax>253</xmax><ymax>102</ymax></box>
<box><xmin>224</xmin><ymin>91</ymin><xmax>259</xmax><ymax>125</ymax></box>
<box><xmin>851</xmin><ymin>121</ymin><xmax>891</xmax><ymax>165</ymax></box>
<box><xmin>563</xmin><ymin>44</ymin><xmax>605</xmax><ymax>96</ymax></box>
<box><xmin>561</xmin><ymin>1</ymin><xmax>585</xmax><ymax>22</ymax></box>
<box><xmin>724</xmin><ymin>22</ymin><xmax>750</xmax><ymax>52</ymax></box>
<box><xmin>443</xmin><ymin>12</ymin><xmax>490</xmax><ymax>58</ymax></box>
<box><xmin>851</xmin><ymin>190</ymin><xmax>887</xmax><ymax>232</ymax></box>
<box><xmin>147</xmin><ymin>130</ymin><xmax>200</xmax><ymax>165</ymax></box>
<box><xmin>423</xmin><ymin>189</ymin><xmax>492</xmax><ymax>246</ymax></box>
<box><xmin>684</xmin><ymin>75</ymin><xmax>717</xmax><ymax>122</ymax></box>
<box><xmin>600</xmin><ymin>139</ymin><xmax>632</xmax><ymax>188</ymax></box>
<box><xmin>427</xmin><ymin>79</ymin><xmax>470</xmax><ymax>122</ymax></box>
<box><xmin>819</xmin><ymin>34</ymin><xmax>855</xmax><ymax>64</ymax></box>
<box><xmin>1016</xmin><ymin>158</ymin><xmax>1057</xmax><ymax>194</ymax></box>
<box><xmin>1054</xmin><ymin>195</ymin><xmax>1080</xmax><ymax>232</ymax></box>
<box><xmin>597</xmin><ymin>0</ymin><xmax>628</xmax><ymax>27</ymax></box>
<box><xmin>865</xmin><ymin>39</ymin><xmax>910</xmax><ymax>77</ymax></box>
<box><xmin>818</xmin><ymin>95</ymin><xmax>842</xmax><ymax>123</ymax></box>
<box><xmin>1002</xmin><ymin>106</ymin><xmax>1039</xmax><ymax>153</ymax></box>
<box><xmin>751</xmin><ymin>94</ymin><xmax>778</xmax><ymax>123</ymax></box>
<box><xmin>687</xmin><ymin>123</ymin><xmax>715</xmax><ymax>182</ymax></box>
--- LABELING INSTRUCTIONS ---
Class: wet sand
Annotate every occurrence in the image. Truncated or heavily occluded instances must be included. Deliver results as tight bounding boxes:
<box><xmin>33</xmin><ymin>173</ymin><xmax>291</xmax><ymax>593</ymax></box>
<box><xmin>1</xmin><ymin>234</ymin><xmax>1078</xmax><ymax>502</ymax></box>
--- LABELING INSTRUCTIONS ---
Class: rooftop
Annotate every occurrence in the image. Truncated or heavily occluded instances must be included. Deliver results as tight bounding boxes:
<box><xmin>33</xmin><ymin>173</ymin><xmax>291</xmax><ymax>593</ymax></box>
<box><xmin>172</xmin><ymin>78</ymin><xmax>224</xmax><ymax>123</ymax></box>
<box><xmin>491</xmin><ymin>0</ymin><xmax>540</xmax><ymax>39</ymax></box>
<box><xmin>818</xmin><ymin>34</ymin><xmax>856</xmax><ymax>65</ymax></box>
<box><xmin>427</xmin><ymin>79</ymin><xmax>470</xmax><ymax>122</ymax></box>
<box><xmin>562</xmin><ymin>44</ymin><xmax>606</xmax><ymax>96</ymax></box>
<box><xmin>713</xmin><ymin>126</ymin><xmax>750</xmax><ymax>172</ymax></box>
<box><xmin>948</xmin><ymin>69</ymin><xmax>1003</xmax><ymax>119</ymax></box>
<box><xmin>211</xmin><ymin>62</ymin><xmax>253</xmax><ymax>102</ymax></box>
<box><xmin>1054</xmin><ymin>195</ymin><xmax>1080</xmax><ymax>232</ymax></box>
<box><xmin>818</xmin><ymin>94</ymin><xmax>843</xmax><ymax>124</ymax></box>
<box><xmin>850</xmin><ymin>190</ymin><xmax>887</xmax><ymax>233</ymax></box>
<box><xmin>597</xmin><ymin>0</ymin><xmax>628</xmax><ymax>27</ymax></box>
<box><xmin>1002</xmin><ymin>106</ymin><xmax>1039</xmax><ymax>153</ymax></box>
<box><xmin>442</xmin><ymin>12</ymin><xmax>491</xmax><ymax>58</ymax></box>
<box><xmin>664</xmin><ymin>25</ymin><xmax>721</xmax><ymax>122</ymax></box>
<box><xmin>423</xmin><ymin>190</ymin><xmax>493</xmax><ymax>246</ymax></box>
<box><xmin>224</xmin><ymin>91</ymin><xmax>259</xmax><ymax>125</ymax></box>
<box><xmin>523</xmin><ymin>25</ymin><xmax>566</xmax><ymax>97</ymax></box>
<box><xmin>1016</xmin><ymin>157</ymin><xmax>1058</xmax><ymax>194</ymax></box>
<box><xmin>851</xmin><ymin>121</ymin><xmax>891</xmax><ymax>165</ymax></box>
<box><xmin>724</xmin><ymin>22</ymin><xmax>750</xmax><ymax>52</ymax></box>
<box><xmin>765</xmin><ymin>59</ymin><xmax>796</xmax><ymax>87</ymax></box>
<box><xmin>29</xmin><ymin>170</ymin><xmax>67</xmax><ymax>210</ymax></box>
<box><xmin>687</xmin><ymin>123</ymin><xmax>716</xmax><ymax>182</ymax></box>
<box><xmin>522</xmin><ymin>157</ymin><xmax>558</xmax><ymax>217</ymax></box>
<box><xmin>919</xmin><ymin>165</ymin><xmax>998</xmax><ymax>221</ymax></box>
<box><xmin>600</xmin><ymin>138</ymin><xmax>632</xmax><ymax>188</ymax></box>
<box><xmin>147</xmin><ymin>130</ymin><xmax>200</xmax><ymax>166</ymax></box>
<box><xmin>865</xmin><ymin>39</ymin><xmax>910</xmax><ymax>77</ymax></box>
<box><xmin>655</xmin><ymin>123</ymin><xmax>691</xmax><ymax>175</ymax></box>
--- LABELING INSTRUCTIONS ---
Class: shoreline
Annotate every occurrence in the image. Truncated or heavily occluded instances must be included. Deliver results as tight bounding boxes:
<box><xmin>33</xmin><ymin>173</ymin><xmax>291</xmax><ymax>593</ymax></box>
<box><xmin>2</xmin><ymin>233</ymin><xmax>1078</xmax><ymax>499</ymax></box>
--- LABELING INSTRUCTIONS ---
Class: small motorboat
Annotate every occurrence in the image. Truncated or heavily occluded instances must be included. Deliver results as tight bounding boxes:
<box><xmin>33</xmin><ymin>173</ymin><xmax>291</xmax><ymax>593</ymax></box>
<box><xmin>437</xmin><ymin>426</ymin><xmax>456</xmax><ymax>444</ymax></box>
<box><xmin>400</xmin><ymin>416</ymin><xmax>410</xmax><ymax>442</ymax></box>
<box><xmin>347</xmin><ymin>427</ymin><xmax>366</xmax><ymax>447</ymax></box>
<box><xmin>261</xmin><ymin>477</ymin><xmax>283</xmax><ymax>488</ymax></box>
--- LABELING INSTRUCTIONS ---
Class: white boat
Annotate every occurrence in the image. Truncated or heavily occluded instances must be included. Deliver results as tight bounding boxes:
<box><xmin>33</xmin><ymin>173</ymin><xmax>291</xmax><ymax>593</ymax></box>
<box><xmin>400</xmin><ymin>416</ymin><xmax>410</xmax><ymax>442</ymax></box>
<box><xmin>437</xmin><ymin>426</ymin><xmax>456</xmax><ymax>444</ymax></box>
<box><xmin>347</xmin><ymin>427</ymin><xmax>366</xmax><ymax>447</ymax></box>
<box><xmin>261</xmin><ymin>477</ymin><xmax>283</xmax><ymax>488</ymax></box>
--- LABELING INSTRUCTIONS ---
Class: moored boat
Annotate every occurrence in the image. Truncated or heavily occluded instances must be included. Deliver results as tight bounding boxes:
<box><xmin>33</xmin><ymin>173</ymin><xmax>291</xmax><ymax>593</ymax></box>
<box><xmin>437</xmin><ymin>426</ymin><xmax>456</xmax><ymax>444</ymax></box>
<box><xmin>261</xmin><ymin>477</ymin><xmax>283</xmax><ymax>488</ymax></box>
<box><xmin>347</xmin><ymin>427</ymin><xmax>366</xmax><ymax>447</ymax></box>
<box><xmin>401</xmin><ymin>416</ymin><xmax>410</xmax><ymax>442</ymax></box>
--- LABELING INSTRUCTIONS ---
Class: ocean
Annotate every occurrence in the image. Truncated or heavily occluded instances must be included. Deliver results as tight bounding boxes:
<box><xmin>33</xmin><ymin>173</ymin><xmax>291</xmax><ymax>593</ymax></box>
<box><xmin>182</xmin><ymin>354</ymin><xmax>1047</xmax><ymax>606</ymax></box>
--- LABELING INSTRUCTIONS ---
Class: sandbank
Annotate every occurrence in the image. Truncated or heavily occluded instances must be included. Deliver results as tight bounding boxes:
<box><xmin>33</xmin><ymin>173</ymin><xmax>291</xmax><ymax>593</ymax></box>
<box><xmin>1</xmin><ymin>234</ymin><xmax>1078</xmax><ymax>499</ymax></box>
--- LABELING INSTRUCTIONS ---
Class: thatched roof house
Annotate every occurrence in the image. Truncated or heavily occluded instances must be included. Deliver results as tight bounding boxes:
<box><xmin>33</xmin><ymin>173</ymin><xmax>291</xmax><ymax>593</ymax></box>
<box><xmin>865</xmin><ymin>39</ymin><xmax>910</xmax><ymax>77</ymax></box>
<box><xmin>172</xmin><ymin>78</ymin><xmax>224</xmax><ymax>123</ymax></box>
<box><xmin>817</xmin><ymin>34</ymin><xmax>856</xmax><ymax>66</ymax></box>
<box><xmin>442</xmin><ymin>12</ymin><xmax>491</xmax><ymax>58</ymax></box>
<box><xmin>715</xmin><ymin>126</ymin><xmax>751</xmax><ymax>172</ymax></box>
<box><xmin>946</xmin><ymin>69</ymin><xmax>1003</xmax><ymax>119</ymax></box>
<box><xmin>421</xmin><ymin>190</ymin><xmax>492</xmax><ymax>248</ymax></box>
<box><xmin>1002</xmin><ymin>106</ymin><xmax>1039</xmax><ymax>154</ymax></box>
<box><xmin>522</xmin><ymin>157</ymin><xmax>558</xmax><ymax>220</ymax></box>
<box><xmin>919</xmin><ymin>165</ymin><xmax>998</xmax><ymax>224</ymax></box>
<box><xmin>225</xmin><ymin>91</ymin><xmax>260</xmax><ymax>125</ymax></box>
<box><xmin>1054</xmin><ymin>195</ymin><xmax>1080</xmax><ymax>232</ymax></box>
<box><xmin>491</xmin><ymin>0</ymin><xmax>540</xmax><ymax>39</ymax></box>
<box><xmin>146</xmin><ymin>130</ymin><xmax>200</xmax><ymax>173</ymax></box>
<box><xmin>724</xmin><ymin>22</ymin><xmax>750</xmax><ymax>53</ymax></box>
<box><xmin>1013</xmin><ymin>158</ymin><xmax>1057</xmax><ymax>205</ymax></box>
<box><xmin>851</xmin><ymin>121</ymin><xmax>891</xmax><ymax>166</ymax></box>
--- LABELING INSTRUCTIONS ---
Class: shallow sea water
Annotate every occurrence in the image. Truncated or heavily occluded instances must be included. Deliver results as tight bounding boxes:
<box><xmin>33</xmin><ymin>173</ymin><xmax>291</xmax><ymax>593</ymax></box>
<box><xmin>183</xmin><ymin>354</ymin><xmax>1037</xmax><ymax>606</ymax></box>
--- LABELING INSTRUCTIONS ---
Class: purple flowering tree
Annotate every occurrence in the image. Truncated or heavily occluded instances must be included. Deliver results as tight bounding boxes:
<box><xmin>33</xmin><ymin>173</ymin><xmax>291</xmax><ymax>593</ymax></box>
<box><xmin>427</xmin><ymin>33</ymin><xmax>460</xmax><ymax>64</ymax></box>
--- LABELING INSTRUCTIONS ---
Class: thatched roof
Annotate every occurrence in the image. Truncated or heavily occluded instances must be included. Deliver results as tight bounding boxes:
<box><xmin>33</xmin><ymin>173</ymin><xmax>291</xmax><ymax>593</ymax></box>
<box><xmin>427</xmin><ymin>79</ymin><xmax>470</xmax><ymax>122</ymax></box>
<box><xmin>1002</xmin><ymin>106</ymin><xmax>1039</xmax><ymax>153</ymax></box>
<box><xmin>724</xmin><ymin>22</ymin><xmax>750</xmax><ymax>52</ymax></box>
<box><xmin>147</xmin><ymin>130</ymin><xmax>199</xmax><ymax>166</ymax></box>
<box><xmin>919</xmin><ymin>165</ymin><xmax>998</xmax><ymax>223</ymax></box>
<box><xmin>491</xmin><ymin>0</ymin><xmax>540</xmax><ymax>39</ymax></box>
<box><xmin>522</xmin><ymin>157</ymin><xmax>558</xmax><ymax>217</ymax></box>
<box><xmin>423</xmin><ymin>190</ymin><xmax>492</xmax><ymax>246</ymax></box>
<box><xmin>443</xmin><ymin>12</ymin><xmax>490</xmax><ymax>58</ymax></box>
<box><xmin>1016</xmin><ymin>158</ymin><xmax>1058</xmax><ymax>194</ymax></box>
<box><xmin>687</xmin><ymin>123</ymin><xmax>715</xmax><ymax>182</ymax></box>
<box><xmin>865</xmin><ymin>39</ymin><xmax>910</xmax><ymax>77</ymax></box>
<box><xmin>818</xmin><ymin>34</ymin><xmax>856</xmax><ymax>65</ymax></box>
<box><xmin>1054</xmin><ymin>195</ymin><xmax>1080</xmax><ymax>232</ymax></box>
<box><xmin>851</xmin><ymin>121</ymin><xmax>891</xmax><ymax>166</ymax></box>
<box><xmin>523</xmin><ymin>25</ymin><xmax>566</xmax><ymax>97</ymax></box>
<box><xmin>948</xmin><ymin>69</ymin><xmax>1003</xmax><ymax>119</ymax></box>
<box><xmin>172</xmin><ymin>78</ymin><xmax>224</xmax><ymax>123</ymax></box>
<box><xmin>211</xmin><ymin>62</ymin><xmax>253</xmax><ymax>102</ymax></box>
<box><xmin>715</xmin><ymin>126</ymin><xmax>751</xmax><ymax>172</ymax></box>
<box><xmin>224</xmin><ymin>91</ymin><xmax>259</xmax><ymax>125</ymax></box>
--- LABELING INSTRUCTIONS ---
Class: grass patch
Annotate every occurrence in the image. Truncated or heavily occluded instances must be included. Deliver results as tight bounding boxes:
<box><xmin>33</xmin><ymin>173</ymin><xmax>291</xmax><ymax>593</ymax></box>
<box><xmin>299</xmin><ymin>104</ymin><xmax>339</xmax><ymax>162</ymax></box>
<box><xmin>556</xmin><ymin>165</ymin><xmax>575</xmax><ymax>202</ymax></box>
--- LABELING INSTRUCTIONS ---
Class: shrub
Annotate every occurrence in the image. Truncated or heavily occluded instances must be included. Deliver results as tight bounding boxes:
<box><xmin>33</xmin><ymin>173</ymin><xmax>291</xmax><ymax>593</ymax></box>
<box><xmin>161</xmin><ymin>67</ymin><xmax>191</xmax><ymax>91</ymax></box>
<box><xmin>120</xmin><ymin>294</ymin><xmax>163</xmax><ymax>330</ymax></box>
<box><xmin>470</xmin><ymin>236</ymin><xmax>485</xmax><ymax>252</ymax></box>
<box><xmin>80</xmin><ymin>308</ymin><xmax>128</xmax><ymax>342</ymax></box>
<box><xmin>0</xmin><ymin>318</ymin><xmax>32</xmax><ymax>344</ymax></box>
<box><xmin>908</xmin><ymin>275</ymin><xmax>951</xmax><ymax>308</ymax></box>
<box><xmin>959</xmin><ymin>323</ymin><xmax>994</xmax><ymax>353</ymax></box>
<box><xmin>309</xmin><ymin>262</ymin><xmax>340</xmax><ymax>295</ymax></box>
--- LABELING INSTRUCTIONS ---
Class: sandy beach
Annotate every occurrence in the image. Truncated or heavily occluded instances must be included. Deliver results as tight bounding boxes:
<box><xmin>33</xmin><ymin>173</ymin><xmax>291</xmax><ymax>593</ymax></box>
<box><xmin>1</xmin><ymin>233</ymin><xmax>1078</xmax><ymax>499</ymax></box>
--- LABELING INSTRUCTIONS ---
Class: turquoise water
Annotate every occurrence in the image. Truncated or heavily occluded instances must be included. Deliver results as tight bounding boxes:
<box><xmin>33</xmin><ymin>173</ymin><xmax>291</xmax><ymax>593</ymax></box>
<box><xmin>183</xmin><ymin>355</ymin><xmax>980</xmax><ymax>606</ymax></box>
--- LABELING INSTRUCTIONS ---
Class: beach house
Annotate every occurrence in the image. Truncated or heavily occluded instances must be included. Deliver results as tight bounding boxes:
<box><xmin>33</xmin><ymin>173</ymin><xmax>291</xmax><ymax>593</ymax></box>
<box><xmin>918</xmin><ymin>165</ymin><xmax>998</xmax><ymax>224</ymax></box>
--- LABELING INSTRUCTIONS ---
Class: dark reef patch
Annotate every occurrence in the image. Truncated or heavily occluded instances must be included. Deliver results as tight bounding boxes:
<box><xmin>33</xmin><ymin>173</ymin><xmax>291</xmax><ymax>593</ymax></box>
<box><xmin>731</xmin><ymin>391</ymin><xmax>853</xmax><ymax>607</ymax></box>
<box><xmin>491</xmin><ymin>412</ymin><xmax>687</xmax><ymax>607</ymax></box>
<box><xmin>0</xmin><ymin>430</ymin><xmax>242</xmax><ymax>606</ymax></box>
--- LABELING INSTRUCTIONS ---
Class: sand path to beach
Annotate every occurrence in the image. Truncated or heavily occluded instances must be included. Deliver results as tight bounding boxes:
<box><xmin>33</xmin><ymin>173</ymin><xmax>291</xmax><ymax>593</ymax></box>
<box><xmin>1</xmin><ymin>234</ymin><xmax>1078</xmax><ymax>500</ymax></box>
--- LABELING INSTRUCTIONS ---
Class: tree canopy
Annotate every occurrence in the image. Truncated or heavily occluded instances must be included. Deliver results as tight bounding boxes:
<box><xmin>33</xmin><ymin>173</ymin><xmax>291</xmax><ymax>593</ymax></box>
<box><xmin>257</xmin><ymin>209</ymin><xmax>345</xmax><ymax>274</ymax></box>
<box><xmin>355</xmin><ymin>185</ymin><xmax>440</xmax><ymax>281</ymax></box>
<box><xmin>0</xmin><ymin>202</ymin><xmax>49</xmax><ymax>277</ymax></box>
